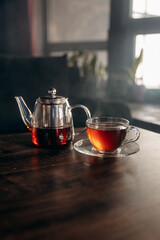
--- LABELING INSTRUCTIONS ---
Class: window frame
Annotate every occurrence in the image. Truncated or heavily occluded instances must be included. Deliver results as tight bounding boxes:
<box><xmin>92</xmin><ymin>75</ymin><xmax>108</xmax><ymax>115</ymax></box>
<box><xmin>108</xmin><ymin>0</ymin><xmax>160</xmax><ymax>89</ymax></box>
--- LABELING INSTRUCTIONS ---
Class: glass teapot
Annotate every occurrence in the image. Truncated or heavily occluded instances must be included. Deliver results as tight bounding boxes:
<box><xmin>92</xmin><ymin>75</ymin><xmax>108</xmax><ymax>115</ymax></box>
<box><xmin>15</xmin><ymin>88</ymin><xmax>91</xmax><ymax>147</ymax></box>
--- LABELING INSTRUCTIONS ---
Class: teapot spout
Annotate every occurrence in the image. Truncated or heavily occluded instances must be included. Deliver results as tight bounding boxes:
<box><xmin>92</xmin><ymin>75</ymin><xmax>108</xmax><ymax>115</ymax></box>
<box><xmin>15</xmin><ymin>96</ymin><xmax>33</xmax><ymax>130</ymax></box>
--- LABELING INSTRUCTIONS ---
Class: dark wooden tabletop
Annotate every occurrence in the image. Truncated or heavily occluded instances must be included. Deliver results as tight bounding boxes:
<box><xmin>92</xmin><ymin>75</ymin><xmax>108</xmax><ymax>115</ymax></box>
<box><xmin>1</xmin><ymin>128</ymin><xmax>160</xmax><ymax>240</ymax></box>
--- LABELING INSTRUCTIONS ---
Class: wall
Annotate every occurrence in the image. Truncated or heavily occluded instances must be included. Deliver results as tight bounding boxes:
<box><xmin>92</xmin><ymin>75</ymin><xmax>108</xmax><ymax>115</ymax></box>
<box><xmin>0</xmin><ymin>0</ymin><xmax>31</xmax><ymax>55</ymax></box>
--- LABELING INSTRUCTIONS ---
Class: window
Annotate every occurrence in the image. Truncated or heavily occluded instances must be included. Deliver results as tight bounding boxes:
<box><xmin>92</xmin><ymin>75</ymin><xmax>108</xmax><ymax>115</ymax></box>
<box><xmin>36</xmin><ymin>0</ymin><xmax>110</xmax><ymax>98</ymax></box>
<box><xmin>40</xmin><ymin>0</ymin><xmax>110</xmax><ymax>69</ymax></box>
<box><xmin>131</xmin><ymin>0</ymin><xmax>160</xmax><ymax>89</ymax></box>
<box><xmin>135</xmin><ymin>34</ymin><xmax>160</xmax><ymax>88</ymax></box>
<box><xmin>47</xmin><ymin>0</ymin><xmax>110</xmax><ymax>43</ymax></box>
<box><xmin>132</xmin><ymin>0</ymin><xmax>160</xmax><ymax>19</ymax></box>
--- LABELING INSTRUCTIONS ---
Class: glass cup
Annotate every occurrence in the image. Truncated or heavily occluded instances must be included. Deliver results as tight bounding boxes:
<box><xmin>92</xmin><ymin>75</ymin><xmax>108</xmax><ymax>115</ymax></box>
<box><xmin>86</xmin><ymin>117</ymin><xmax>140</xmax><ymax>154</ymax></box>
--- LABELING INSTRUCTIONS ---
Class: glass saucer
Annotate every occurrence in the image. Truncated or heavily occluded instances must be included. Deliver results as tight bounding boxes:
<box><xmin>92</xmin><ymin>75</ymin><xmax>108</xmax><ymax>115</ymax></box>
<box><xmin>74</xmin><ymin>138</ymin><xmax>140</xmax><ymax>158</ymax></box>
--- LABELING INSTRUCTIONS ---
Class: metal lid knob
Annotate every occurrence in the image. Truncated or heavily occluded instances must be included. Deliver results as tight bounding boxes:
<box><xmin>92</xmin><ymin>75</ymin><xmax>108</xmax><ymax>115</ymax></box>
<box><xmin>38</xmin><ymin>88</ymin><xmax>66</xmax><ymax>104</ymax></box>
<box><xmin>48</xmin><ymin>88</ymin><xmax>56</xmax><ymax>98</ymax></box>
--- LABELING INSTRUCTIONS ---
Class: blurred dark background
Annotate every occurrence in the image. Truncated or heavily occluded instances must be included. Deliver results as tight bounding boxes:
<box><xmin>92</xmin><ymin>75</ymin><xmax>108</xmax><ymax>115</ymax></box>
<box><xmin>1</xmin><ymin>0</ymin><xmax>160</xmax><ymax>133</ymax></box>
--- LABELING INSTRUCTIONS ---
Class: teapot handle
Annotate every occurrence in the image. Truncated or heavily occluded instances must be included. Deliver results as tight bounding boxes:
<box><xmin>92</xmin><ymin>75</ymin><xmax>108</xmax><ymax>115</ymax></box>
<box><xmin>70</xmin><ymin>104</ymin><xmax>91</xmax><ymax>136</ymax></box>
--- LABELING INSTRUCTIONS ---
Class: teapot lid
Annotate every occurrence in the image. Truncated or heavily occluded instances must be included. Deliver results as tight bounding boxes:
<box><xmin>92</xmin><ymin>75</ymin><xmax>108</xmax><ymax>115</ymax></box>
<box><xmin>38</xmin><ymin>88</ymin><xmax>66</xmax><ymax>104</ymax></box>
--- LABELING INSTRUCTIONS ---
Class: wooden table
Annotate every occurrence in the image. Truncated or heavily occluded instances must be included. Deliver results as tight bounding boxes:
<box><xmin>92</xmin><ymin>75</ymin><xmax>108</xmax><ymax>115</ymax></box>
<box><xmin>1</xmin><ymin>128</ymin><xmax>160</xmax><ymax>240</ymax></box>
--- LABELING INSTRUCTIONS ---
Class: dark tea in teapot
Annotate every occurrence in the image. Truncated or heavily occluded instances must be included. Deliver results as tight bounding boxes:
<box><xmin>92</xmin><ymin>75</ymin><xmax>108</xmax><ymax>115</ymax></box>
<box><xmin>31</xmin><ymin>126</ymin><xmax>72</xmax><ymax>147</ymax></box>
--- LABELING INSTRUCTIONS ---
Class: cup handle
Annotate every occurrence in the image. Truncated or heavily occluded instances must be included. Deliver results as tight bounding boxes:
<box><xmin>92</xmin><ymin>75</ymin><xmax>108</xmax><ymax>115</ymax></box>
<box><xmin>122</xmin><ymin>125</ymin><xmax>140</xmax><ymax>146</ymax></box>
<box><xmin>70</xmin><ymin>104</ymin><xmax>91</xmax><ymax>136</ymax></box>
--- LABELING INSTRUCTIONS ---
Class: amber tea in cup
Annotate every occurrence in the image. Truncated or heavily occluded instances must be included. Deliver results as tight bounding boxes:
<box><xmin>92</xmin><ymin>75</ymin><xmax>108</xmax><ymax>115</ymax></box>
<box><xmin>86</xmin><ymin>117</ymin><xmax>140</xmax><ymax>153</ymax></box>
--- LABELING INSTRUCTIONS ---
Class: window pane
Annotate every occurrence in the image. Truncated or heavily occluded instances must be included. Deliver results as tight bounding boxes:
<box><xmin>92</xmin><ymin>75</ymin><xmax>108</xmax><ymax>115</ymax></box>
<box><xmin>132</xmin><ymin>0</ymin><xmax>160</xmax><ymax>19</ymax></box>
<box><xmin>47</xmin><ymin>0</ymin><xmax>110</xmax><ymax>42</ymax></box>
<box><xmin>135</xmin><ymin>34</ymin><xmax>160</xmax><ymax>88</ymax></box>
